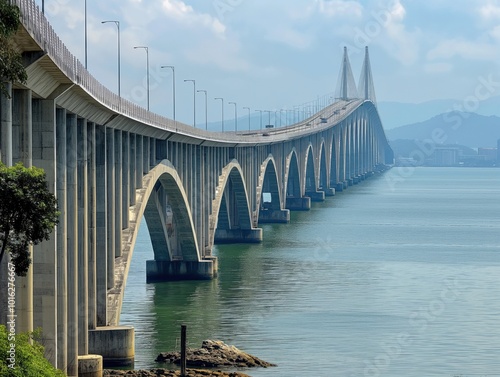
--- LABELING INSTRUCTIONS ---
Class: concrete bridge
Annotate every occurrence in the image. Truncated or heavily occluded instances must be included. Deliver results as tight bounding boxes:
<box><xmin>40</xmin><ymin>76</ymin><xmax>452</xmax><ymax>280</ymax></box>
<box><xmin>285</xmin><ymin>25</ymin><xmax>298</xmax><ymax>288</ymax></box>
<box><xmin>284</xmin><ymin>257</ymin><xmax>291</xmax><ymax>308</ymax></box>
<box><xmin>0</xmin><ymin>0</ymin><xmax>393</xmax><ymax>376</ymax></box>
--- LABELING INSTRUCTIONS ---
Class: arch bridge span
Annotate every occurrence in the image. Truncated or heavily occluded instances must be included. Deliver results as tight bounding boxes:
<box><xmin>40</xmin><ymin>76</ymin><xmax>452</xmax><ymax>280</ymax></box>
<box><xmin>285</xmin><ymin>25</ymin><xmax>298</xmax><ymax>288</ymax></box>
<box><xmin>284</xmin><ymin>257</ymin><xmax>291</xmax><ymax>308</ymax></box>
<box><xmin>0</xmin><ymin>0</ymin><xmax>393</xmax><ymax>375</ymax></box>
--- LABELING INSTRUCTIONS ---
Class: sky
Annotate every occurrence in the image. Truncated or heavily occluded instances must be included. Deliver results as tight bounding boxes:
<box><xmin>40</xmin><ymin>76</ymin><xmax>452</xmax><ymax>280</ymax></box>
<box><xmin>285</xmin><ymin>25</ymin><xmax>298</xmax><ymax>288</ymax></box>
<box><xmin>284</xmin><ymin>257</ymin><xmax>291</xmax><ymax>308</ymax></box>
<box><xmin>34</xmin><ymin>0</ymin><xmax>500</xmax><ymax>127</ymax></box>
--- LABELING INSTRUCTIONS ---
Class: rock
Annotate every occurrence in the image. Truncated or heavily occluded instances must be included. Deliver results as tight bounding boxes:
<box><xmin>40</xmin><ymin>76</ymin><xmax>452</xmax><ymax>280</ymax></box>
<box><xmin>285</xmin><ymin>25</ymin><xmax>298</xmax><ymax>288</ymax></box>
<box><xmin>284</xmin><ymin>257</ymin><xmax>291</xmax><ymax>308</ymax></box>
<box><xmin>104</xmin><ymin>369</ymin><xmax>251</xmax><ymax>377</ymax></box>
<box><xmin>155</xmin><ymin>340</ymin><xmax>276</xmax><ymax>369</ymax></box>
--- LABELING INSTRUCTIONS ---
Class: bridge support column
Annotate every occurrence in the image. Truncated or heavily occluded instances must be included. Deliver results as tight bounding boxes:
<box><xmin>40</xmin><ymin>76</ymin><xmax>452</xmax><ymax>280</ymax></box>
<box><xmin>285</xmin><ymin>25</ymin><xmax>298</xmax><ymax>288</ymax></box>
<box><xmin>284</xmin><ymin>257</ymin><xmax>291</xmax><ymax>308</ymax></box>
<box><xmin>146</xmin><ymin>259</ymin><xmax>217</xmax><ymax>282</ymax></box>
<box><xmin>14</xmin><ymin>89</ymin><xmax>34</xmax><ymax>338</ymax></box>
<box><xmin>258</xmin><ymin>208</ymin><xmax>290</xmax><ymax>223</ymax></box>
<box><xmin>214</xmin><ymin>228</ymin><xmax>263</xmax><ymax>244</ymax></box>
<box><xmin>324</xmin><ymin>188</ymin><xmax>336</xmax><ymax>197</ymax></box>
<box><xmin>286</xmin><ymin>196</ymin><xmax>311</xmax><ymax>211</ymax></box>
<box><xmin>88</xmin><ymin>326</ymin><xmax>134</xmax><ymax>368</ymax></box>
<box><xmin>78</xmin><ymin>355</ymin><xmax>103</xmax><ymax>377</ymax></box>
<box><xmin>305</xmin><ymin>191</ymin><xmax>326</xmax><ymax>202</ymax></box>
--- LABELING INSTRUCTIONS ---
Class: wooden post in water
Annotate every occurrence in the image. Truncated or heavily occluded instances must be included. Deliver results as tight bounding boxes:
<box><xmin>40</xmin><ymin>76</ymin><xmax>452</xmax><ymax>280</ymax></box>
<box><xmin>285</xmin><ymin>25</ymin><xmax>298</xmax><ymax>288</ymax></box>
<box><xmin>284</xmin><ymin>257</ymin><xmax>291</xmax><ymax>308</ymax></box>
<box><xmin>181</xmin><ymin>324</ymin><xmax>187</xmax><ymax>376</ymax></box>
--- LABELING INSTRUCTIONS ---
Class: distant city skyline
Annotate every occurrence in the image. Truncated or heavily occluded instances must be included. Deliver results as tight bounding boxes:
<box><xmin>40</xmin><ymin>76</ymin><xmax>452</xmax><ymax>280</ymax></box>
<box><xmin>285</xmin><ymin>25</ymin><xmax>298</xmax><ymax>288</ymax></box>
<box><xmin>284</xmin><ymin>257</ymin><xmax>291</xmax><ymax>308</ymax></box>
<box><xmin>36</xmin><ymin>0</ymin><xmax>500</xmax><ymax>126</ymax></box>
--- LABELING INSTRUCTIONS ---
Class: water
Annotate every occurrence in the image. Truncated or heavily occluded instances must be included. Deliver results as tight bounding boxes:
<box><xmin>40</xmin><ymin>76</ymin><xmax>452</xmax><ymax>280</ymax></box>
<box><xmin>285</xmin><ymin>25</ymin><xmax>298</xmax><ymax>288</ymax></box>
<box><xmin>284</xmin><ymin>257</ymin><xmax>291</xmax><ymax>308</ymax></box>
<box><xmin>120</xmin><ymin>167</ymin><xmax>500</xmax><ymax>377</ymax></box>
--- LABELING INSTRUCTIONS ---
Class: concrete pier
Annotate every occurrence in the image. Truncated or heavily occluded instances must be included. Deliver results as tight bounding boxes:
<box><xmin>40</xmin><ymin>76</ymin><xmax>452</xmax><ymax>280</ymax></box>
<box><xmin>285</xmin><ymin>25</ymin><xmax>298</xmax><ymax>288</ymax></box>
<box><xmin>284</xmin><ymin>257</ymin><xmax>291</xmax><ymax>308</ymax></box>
<box><xmin>305</xmin><ymin>191</ymin><xmax>326</xmax><ymax>202</ymax></box>
<box><xmin>286</xmin><ymin>196</ymin><xmax>311</xmax><ymax>211</ymax></box>
<box><xmin>146</xmin><ymin>259</ymin><xmax>217</xmax><ymax>282</ymax></box>
<box><xmin>88</xmin><ymin>326</ymin><xmax>134</xmax><ymax>368</ymax></box>
<box><xmin>258</xmin><ymin>208</ymin><xmax>290</xmax><ymax>223</ymax></box>
<box><xmin>214</xmin><ymin>228</ymin><xmax>263</xmax><ymax>243</ymax></box>
<box><xmin>324</xmin><ymin>188</ymin><xmax>336</xmax><ymax>197</ymax></box>
<box><xmin>78</xmin><ymin>355</ymin><xmax>103</xmax><ymax>377</ymax></box>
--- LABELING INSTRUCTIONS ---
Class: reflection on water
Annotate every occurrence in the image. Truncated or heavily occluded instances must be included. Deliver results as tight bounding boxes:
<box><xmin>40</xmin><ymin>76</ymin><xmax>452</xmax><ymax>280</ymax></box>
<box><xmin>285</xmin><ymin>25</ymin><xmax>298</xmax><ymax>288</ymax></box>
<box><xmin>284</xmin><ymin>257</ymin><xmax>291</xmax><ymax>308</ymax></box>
<box><xmin>120</xmin><ymin>168</ymin><xmax>500</xmax><ymax>377</ymax></box>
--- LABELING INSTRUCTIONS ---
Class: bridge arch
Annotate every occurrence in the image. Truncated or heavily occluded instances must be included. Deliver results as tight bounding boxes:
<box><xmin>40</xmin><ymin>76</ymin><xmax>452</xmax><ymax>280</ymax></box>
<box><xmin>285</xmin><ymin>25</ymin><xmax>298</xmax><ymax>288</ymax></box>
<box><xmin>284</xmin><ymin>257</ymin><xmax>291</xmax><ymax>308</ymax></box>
<box><xmin>256</xmin><ymin>156</ymin><xmax>288</xmax><ymax>223</ymax></box>
<box><xmin>210</xmin><ymin>160</ymin><xmax>256</xmax><ymax>246</ymax></box>
<box><xmin>304</xmin><ymin>144</ymin><xmax>316</xmax><ymax>194</ymax></box>
<box><xmin>284</xmin><ymin>149</ymin><xmax>301</xmax><ymax>198</ymax></box>
<box><xmin>109</xmin><ymin>159</ymin><xmax>200</xmax><ymax>325</ymax></box>
<box><xmin>318</xmin><ymin>140</ymin><xmax>328</xmax><ymax>191</ymax></box>
<box><xmin>329</xmin><ymin>133</ymin><xmax>338</xmax><ymax>188</ymax></box>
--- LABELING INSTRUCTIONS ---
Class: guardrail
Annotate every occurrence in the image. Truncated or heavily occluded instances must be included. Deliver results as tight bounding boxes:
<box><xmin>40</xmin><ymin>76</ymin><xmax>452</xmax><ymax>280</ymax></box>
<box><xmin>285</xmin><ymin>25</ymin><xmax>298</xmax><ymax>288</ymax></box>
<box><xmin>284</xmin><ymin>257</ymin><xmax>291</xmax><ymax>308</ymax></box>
<box><xmin>12</xmin><ymin>0</ymin><xmax>365</xmax><ymax>143</ymax></box>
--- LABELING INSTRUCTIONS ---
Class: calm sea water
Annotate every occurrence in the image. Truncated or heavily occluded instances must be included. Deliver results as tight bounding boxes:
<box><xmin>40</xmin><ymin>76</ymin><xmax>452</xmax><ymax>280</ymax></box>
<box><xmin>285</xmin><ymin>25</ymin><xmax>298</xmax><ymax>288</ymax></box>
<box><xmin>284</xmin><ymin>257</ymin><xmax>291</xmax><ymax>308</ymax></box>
<box><xmin>120</xmin><ymin>167</ymin><xmax>500</xmax><ymax>377</ymax></box>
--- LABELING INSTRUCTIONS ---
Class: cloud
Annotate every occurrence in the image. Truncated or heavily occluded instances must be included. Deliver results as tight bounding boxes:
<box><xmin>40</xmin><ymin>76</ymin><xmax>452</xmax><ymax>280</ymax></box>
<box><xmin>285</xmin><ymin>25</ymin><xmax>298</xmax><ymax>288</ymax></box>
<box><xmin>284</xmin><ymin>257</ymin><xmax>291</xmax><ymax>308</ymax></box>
<box><xmin>478</xmin><ymin>0</ymin><xmax>500</xmax><ymax>20</ymax></box>
<box><xmin>372</xmin><ymin>0</ymin><xmax>421</xmax><ymax>65</ymax></box>
<box><xmin>424</xmin><ymin>62</ymin><xmax>454</xmax><ymax>74</ymax></box>
<box><xmin>161</xmin><ymin>0</ymin><xmax>226</xmax><ymax>36</ymax></box>
<box><xmin>427</xmin><ymin>38</ymin><xmax>497</xmax><ymax>61</ymax></box>
<box><xmin>315</xmin><ymin>0</ymin><xmax>364</xmax><ymax>18</ymax></box>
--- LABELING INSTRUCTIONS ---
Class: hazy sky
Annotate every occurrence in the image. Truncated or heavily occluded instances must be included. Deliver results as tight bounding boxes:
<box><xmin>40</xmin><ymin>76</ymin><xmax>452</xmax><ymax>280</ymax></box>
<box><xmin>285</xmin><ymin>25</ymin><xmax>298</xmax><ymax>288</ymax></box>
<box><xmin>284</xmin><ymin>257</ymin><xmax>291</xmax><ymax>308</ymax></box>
<box><xmin>36</xmin><ymin>0</ymin><xmax>500</xmax><ymax>126</ymax></box>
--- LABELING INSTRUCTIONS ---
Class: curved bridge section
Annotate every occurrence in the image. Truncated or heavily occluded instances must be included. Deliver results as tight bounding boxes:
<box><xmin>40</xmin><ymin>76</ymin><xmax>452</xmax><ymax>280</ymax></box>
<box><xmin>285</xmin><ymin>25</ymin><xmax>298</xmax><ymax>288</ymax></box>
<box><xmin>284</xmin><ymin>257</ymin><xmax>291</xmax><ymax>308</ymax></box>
<box><xmin>0</xmin><ymin>1</ymin><xmax>393</xmax><ymax>376</ymax></box>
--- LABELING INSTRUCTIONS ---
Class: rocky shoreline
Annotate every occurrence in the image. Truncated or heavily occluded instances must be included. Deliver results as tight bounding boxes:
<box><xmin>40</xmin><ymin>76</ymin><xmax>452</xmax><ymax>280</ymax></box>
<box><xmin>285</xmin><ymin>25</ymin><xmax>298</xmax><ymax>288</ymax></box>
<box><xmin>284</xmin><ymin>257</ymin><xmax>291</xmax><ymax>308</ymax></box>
<box><xmin>103</xmin><ymin>369</ymin><xmax>251</xmax><ymax>377</ymax></box>
<box><xmin>155</xmin><ymin>340</ymin><xmax>276</xmax><ymax>369</ymax></box>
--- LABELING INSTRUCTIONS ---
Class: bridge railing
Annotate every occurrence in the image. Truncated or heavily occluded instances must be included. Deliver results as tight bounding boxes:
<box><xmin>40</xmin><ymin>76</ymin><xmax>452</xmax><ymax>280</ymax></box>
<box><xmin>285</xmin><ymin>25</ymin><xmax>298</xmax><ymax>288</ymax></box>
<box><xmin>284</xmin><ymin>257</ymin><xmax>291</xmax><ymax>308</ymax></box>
<box><xmin>13</xmin><ymin>0</ymin><xmax>198</xmax><ymax>134</ymax></box>
<box><xmin>12</xmin><ymin>0</ymin><xmax>374</xmax><ymax>144</ymax></box>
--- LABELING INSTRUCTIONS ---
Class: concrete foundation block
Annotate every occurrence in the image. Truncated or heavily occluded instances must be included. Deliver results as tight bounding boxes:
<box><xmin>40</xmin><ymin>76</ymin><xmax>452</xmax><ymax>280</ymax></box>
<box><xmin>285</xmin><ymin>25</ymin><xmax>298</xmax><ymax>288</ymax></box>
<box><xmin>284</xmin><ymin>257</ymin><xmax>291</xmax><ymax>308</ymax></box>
<box><xmin>146</xmin><ymin>259</ymin><xmax>217</xmax><ymax>282</ymax></box>
<box><xmin>324</xmin><ymin>188</ymin><xmax>336</xmax><ymax>197</ymax></box>
<box><xmin>335</xmin><ymin>183</ymin><xmax>344</xmax><ymax>192</ymax></box>
<box><xmin>88</xmin><ymin>326</ymin><xmax>134</xmax><ymax>368</ymax></box>
<box><xmin>258</xmin><ymin>208</ymin><xmax>290</xmax><ymax>223</ymax></box>
<box><xmin>305</xmin><ymin>191</ymin><xmax>325</xmax><ymax>202</ymax></box>
<box><xmin>286</xmin><ymin>197</ymin><xmax>311</xmax><ymax>211</ymax></box>
<box><xmin>78</xmin><ymin>355</ymin><xmax>103</xmax><ymax>377</ymax></box>
<box><xmin>214</xmin><ymin>228</ymin><xmax>263</xmax><ymax>244</ymax></box>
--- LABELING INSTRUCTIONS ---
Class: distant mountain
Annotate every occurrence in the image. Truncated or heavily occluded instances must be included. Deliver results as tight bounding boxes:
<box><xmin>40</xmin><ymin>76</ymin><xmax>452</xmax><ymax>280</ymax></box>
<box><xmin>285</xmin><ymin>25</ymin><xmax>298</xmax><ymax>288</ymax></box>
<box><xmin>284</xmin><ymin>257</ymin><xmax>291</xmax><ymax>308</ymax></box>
<box><xmin>386</xmin><ymin>112</ymin><xmax>500</xmax><ymax>148</ymax></box>
<box><xmin>378</xmin><ymin>95</ymin><xmax>500</xmax><ymax>129</ymax></box>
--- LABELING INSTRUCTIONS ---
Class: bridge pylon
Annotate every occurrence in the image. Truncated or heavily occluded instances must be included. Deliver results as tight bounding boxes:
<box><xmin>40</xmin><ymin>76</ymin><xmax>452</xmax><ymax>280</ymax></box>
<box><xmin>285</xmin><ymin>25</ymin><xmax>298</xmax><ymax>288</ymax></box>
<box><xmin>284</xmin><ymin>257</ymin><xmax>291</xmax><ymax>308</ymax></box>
<box><xmin>335</xmin><ymin>46</ymin><xmax>359</xmax><ymax>101</ymax></box>
<box><xmin>358</xmin><ymin>46</ymin><xmax>377</xmax><ymax>105</ymax></box>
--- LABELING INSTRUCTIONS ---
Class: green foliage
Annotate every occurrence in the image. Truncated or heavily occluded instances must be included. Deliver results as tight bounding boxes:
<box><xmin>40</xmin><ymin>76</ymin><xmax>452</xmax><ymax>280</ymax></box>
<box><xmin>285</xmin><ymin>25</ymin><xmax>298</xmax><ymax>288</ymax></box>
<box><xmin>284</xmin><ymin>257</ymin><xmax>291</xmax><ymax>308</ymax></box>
<box><xmin>0</xmin><ymin>325</ymin><xmax>64</xmax><ymax>377</ymax></box>
<box><xmin>0</xmin><ymin>0</ymin><xmax>27</xmax><ymax>97</ymax></box>
<box><xmin>0</xmin><ymin>162</ymin><xmax>59</xmax><ymax>276</ymax></box>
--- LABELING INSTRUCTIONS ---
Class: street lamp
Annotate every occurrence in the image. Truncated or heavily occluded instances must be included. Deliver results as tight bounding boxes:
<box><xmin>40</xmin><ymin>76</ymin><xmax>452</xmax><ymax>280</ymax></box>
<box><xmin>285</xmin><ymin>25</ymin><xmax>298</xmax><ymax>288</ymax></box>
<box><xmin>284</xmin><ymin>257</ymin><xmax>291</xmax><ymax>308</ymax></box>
<box><xmin>133</xmin><ymin>46</ymin><xmax>150</xmax><ymax>111</ymax></box>
<box><xmin>264</xmin><ymin>110</ymin><xmax>272</xmax><ymax>126</ymax></box>
<box><xmin>228</xmin><ymin>102</ymin><xmax>237</xmax><ymax>132</ymax></box>
<box><xmin>197</xmin><ymin>90</ymin><xmax>208</xmax><ymax>130</ymax></box>
<box><xmin>101</xmin><ymin>20</ymin><xmax>121</xmax><ymax>104</ymax></box>
<box><xmin>255</xmin><ymin>109</ymin><xmax>263</xmax><ymax>130</ymax></box>
<box><xmin>184</xmin><ymin>79</ymin><xmax>196</xmax><ymax>127</ymax></box>
<box><xmin>243</xmin><ymin>107</ymin><xmax>251</xmax><ymax>131</ymax></box>
<box><xmin>161</xmin><ymin>66</ymin><xmax>176</xmax><ymax>125</ymax></box>
<box><xmin>214</xmin><ymin>97</ymin><xmax>224</xmax><ymax>132</ymax></box>
<box><xmin>85</xmin><ymin>0</ymin><xmax>87</xmax><ymax>68</ymax></box>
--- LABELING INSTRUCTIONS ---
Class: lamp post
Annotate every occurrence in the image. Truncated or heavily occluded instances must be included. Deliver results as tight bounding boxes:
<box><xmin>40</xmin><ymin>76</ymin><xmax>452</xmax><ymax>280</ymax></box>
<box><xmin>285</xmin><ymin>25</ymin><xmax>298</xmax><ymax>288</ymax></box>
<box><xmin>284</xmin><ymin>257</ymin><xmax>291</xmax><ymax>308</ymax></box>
<box><xmin>184</xmin><ymin>80</ymin><xmax>196</xmax><ymax>128</ymax></box>
<box><xmin>101</xmin><ymin>21</ymin><xmax>121</xmax><ymax>104</ymax></box>
<box><xmin>228</xmin><ymin>102</ymin><xmax>237</xmax><ymax>132</ymax></box>
<box><xmin>161</xmin><ymin>66</ymin><xmax>176</xmax><ymax>125</ymax></box>
<box><xmin>133</xmin><ymin>46</ymin><xmax>150</xmax><ymax>111</ymax></box>
<box><xmin>243</xmin><ymin>107</ymin><xmax>251</xmax><ymax>131</ymax></box>
<box><xmin>197</xmin><ymin>90</ymin><xmax>208</xmax><ymax>130</ymax></box>
<box><xmin>85</xmin><ymin>0</ymin><xmax>87</xmax><ymax>69</ymax></box>
<box><xmin>280</xmin><ymin>109</ymin><xmax>286</xmax><ymax>127</ymax></box>
<box><xmin>264</xmin><ymin>110</ymin><xmax>272</xmax><ymax>126</ymax></box>
<box><xmin>214</xmin><ymin>97</ymin><xmax>224</xmax><ymax>132</ymax></box>
<box><xmin>255</xmin><ymin>110</ymin><xmax>263</xmax><ymax>130</ymax></box>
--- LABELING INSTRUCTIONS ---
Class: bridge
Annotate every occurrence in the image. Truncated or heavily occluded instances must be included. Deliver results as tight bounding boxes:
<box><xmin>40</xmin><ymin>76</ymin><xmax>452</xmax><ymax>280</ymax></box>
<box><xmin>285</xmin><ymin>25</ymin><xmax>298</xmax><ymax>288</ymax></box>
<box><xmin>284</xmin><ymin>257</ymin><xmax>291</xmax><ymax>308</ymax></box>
<box><xmin>0</xmin><ymin>0</ymin><xmax>393</xmax><ymax>376</ymax></box>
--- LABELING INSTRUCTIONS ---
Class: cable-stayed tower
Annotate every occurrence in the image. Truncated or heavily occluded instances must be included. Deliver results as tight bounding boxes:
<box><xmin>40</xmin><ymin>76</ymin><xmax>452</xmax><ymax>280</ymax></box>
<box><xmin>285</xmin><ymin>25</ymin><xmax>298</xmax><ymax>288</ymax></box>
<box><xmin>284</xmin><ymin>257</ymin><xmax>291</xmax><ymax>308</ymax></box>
<box><xmin>358</xmin><ymin>46</ymin><xmax>377</xmax><ymax>106</ymax></box>
<box><xmin>335</xmin><ymin>46</ymin><xmax>359</xmax><ymax>100</ymax></box>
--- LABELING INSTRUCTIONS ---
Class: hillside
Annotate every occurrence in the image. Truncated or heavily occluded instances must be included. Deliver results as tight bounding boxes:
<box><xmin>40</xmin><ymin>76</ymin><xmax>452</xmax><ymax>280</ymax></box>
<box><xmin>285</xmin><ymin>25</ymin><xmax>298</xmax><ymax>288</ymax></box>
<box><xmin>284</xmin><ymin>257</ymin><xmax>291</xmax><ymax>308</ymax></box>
<box><xmin>385</xmin><ymin>112</ymin><xmax>500</xmax><ymax>148</ymax></box>
<box><xmin>379</xmin><ymin>95</ymin><xmax>500</xmax><ymax>129</ymax></box>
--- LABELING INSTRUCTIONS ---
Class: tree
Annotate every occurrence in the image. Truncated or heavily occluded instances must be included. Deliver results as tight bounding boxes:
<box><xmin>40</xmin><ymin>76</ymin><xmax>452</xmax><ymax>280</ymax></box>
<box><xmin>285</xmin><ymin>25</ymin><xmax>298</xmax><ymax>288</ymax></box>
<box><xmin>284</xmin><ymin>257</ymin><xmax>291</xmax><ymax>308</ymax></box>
<box><xmin>0</xmin><ymin>325</ymin><xmax>65</xmax><ymax>376</ymax></box>
<box><xmin>0</xmin><ymin>162</ymin><xmax>58</xmax><ymax>276</ymax></box>
<box><xmin>0</xmin><ymin>0</ymin><xmax>27</xmax><ymax>97</ymax></box>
